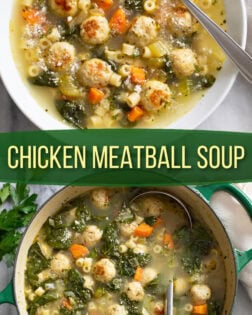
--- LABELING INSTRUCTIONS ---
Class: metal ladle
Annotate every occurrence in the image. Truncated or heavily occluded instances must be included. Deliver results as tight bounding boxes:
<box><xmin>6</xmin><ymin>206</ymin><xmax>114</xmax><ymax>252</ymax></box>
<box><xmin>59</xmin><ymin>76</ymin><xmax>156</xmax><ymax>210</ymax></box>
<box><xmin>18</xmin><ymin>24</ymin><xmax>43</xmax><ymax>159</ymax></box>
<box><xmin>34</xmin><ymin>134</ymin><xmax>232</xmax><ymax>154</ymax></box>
<box><xmin>182</xmin><ymin>0</ymin><xmax>252</xmax><ymax>84</ymax></box>
<box><xmin>129</xmin><ymin>190</ymin><xmax>193</xmax><ymax>315</ymax></box>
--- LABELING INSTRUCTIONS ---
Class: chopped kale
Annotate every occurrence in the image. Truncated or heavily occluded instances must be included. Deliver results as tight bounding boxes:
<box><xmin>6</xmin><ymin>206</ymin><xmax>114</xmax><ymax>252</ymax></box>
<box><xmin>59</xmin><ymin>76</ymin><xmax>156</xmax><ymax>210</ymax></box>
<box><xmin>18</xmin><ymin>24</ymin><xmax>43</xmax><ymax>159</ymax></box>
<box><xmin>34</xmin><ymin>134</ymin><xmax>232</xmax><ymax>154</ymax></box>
<box><xmin>124</xmin><ymin>0</ymin><xmax>144</xmax><ymax>12</ymax></box>
<box><xmin>30</xmin><ymin>71</ymin><xmax>59</xmax><ymax>88</ymax></box>
<box><xmin>46</xmin><ymin>226</ymin><xmax>72</xmax><ymax>250</ymax></box>
<box><xmin>117</xmin><ymin>251</ymin><xmax>151</xmax><ymax>277</ymax></box>
<box><xmin>189</xmin><ymin>74</ymin><xmax>216</xmax><ymax>90</ymax></box>
<box><xmin>208</xmin><ymin>300</ymin><xmax>221</xmax><ymax>315</ymax></box>
<box><xmin>26</xmin><ymin>242</ymin><xmax>50</xmax><ymax>287</ymax></box>
<box><xmin>119</xmin><ymin>293</ymin><xmax>142</xmax><ymax>315</ymax></box>
<box><xmin>28</xmin><ymin>291</ymin><xmax>58</xmax><ymax>315</ymax></box>
<box><xmin>174</xmin><ymin>224</ymin><xmax>213</xmax><ymax>274</ymax></box>
<box><xmin>56</xmin><ymin>99</ymin><xmax>86</xmax><ymax>129</ymax></box>
<box><xmin>144</xmin><ymin>216</ymin><xmax>159</xmax><ymax>226</ymax></box>
<box><xmin>65</xmin><ymin>269</ymin><xmax>93</xmax><ymax>304</ymax></box>
<box><xmin>105</xmin><ymin>278</ymin><xmax>123</xmax><ymax>292</ymax></box>
<box><xmin>116</xmin><ymin>206</ymin><xmax>135</xmax><ymax>224</ymax></box>
<box><xmin>101</xmin><ymin>222</ymin><xmax>120</xmax><ymax>258</ymax></box>
<box><xmin>72</xmin><ymin>203</ymin><xmax>92</xmax><ymax>232</ymax></box>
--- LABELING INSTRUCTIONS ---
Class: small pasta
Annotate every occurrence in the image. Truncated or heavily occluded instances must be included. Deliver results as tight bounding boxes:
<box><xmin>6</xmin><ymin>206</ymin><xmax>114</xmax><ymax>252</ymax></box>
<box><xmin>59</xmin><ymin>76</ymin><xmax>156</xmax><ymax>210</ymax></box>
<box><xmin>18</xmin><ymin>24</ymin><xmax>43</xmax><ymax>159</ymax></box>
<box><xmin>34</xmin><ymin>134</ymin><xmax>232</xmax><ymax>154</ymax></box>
<box><xmin>35</xmin><ymin>287</ymin><xmax>45</xmax><ymax>297</ymax></box>
<box><xmin>126</xmin><ymin>92</ymin><xmax>141</xmax><ymax>108</ymax></box>
<box><xmin>24</xmin><ymin>49</ymin><xmax>40</xmax><ymax>62</ymax></box>
<box><xmin>28</xmin><ymin>65</ymin><xmax>42</xmax><ymax>77</ymax></box>
<box><xmin>111</xmin><ymin>109</ymin><xmax>123</xmax><ymax>120</ymax></box>
<box><xmin>109</xmin><ymin>73</ymin><xmax>122</xmax><ymax>87</ymax></box>
<box><xmin>144</xmin><ymin>0</ymin><xmax>157</xmax><ymax>13</ymax></box>
<box><xmin>122</xmin><ymin>43</ymin><xmax>136</xmax><ymax>56</ymax></box>
<box><xmin>153</xmin><ymin>244</ymin><xmax>162</xmax><ymax>254</ymax></box>
<box><xmin>119</xmin><ymin>244</ymin><xmax>128</xmax><ymax>253</ymax></box>
<box><xmin>184</xmin><ymin>304</ymin><xmax>193</xmax><ymax>312</ymax></box>
<box><xmin>39</xmin><ymin>38</ymin><xmax>52</xmax><ymax>49</ymax></box>
<box><xmin>119</xmin><ymin>65</ymin><xmax>132</xmax><ymax>77</ymax></box>
<box><xmin>142</xmin><ymin>47</ymin><xmax>152</xmax><ymax>58</ymax></box>
<box><xmin>82</xmin><ymin>258</ymin><xmax>93</xmax><ymax>273</ymax></box>
<box><xmin>89</xmin><ymin>115</ymin><xmax>103</xmax><ymax>127</ymax></box>
<box><xmin>75</xmin><ymin>257</ymin><xmax>85</xmax><ymax>268</ymax></box>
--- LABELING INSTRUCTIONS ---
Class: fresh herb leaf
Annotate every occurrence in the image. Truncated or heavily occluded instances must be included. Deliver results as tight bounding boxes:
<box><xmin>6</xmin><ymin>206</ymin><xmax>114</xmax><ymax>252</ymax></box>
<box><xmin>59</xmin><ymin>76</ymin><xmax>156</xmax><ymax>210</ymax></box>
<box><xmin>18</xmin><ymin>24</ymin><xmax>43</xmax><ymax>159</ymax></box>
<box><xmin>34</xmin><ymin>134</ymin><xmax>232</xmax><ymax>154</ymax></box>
<box><xmin>72</xmin><ymin>204</ymin><xmax>92</xmax><ymax>232</ymax></box>
<box><xmin>56</xmin><ymin>99</ymin><xmax>86</xmax><ymax>129</ymax></box>
<box><xmin>0</xmin><ymin>183</ymin><xmax>37</xmax><ymax>263</ymax></box>
<box><xmin>105</xmin><ymin>278</ymin><xmax>123</xmax><ymax>292</ymax></box>
<box><xmin>144</xmin><ymin>216</ymin><xmax>158</xmax><ymax>226</ymax></box>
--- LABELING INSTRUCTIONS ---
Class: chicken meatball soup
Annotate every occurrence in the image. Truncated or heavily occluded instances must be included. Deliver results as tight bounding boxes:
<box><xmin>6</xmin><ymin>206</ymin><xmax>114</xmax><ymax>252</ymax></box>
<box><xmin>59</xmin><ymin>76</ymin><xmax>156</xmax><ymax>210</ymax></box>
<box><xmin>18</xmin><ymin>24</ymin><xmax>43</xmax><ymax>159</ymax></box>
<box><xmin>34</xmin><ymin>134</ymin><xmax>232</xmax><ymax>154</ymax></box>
<box><xmin>25</xmin><ymin>188</ymin><xmax>226</xmax><ymax>315</ymax></box>
<box><xmin>11</xmin><ymin>0</ymin><xmax>226</xmax><ymax>128</ymax></box>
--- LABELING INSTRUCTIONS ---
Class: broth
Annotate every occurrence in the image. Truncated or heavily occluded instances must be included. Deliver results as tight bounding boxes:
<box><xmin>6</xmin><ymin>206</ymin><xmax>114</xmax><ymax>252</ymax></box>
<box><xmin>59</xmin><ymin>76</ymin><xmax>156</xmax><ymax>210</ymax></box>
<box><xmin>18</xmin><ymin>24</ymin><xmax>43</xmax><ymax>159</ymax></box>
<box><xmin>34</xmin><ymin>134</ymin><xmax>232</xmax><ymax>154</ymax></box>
<box><xmin>10</xmin><ymin>0</ymin><xmax>226</xmax><ymax>129</ymax></box>
<box><xmin>24</xmin><ymin>188</ymin><xmax>226</xmax><ymax>315</ymax></box>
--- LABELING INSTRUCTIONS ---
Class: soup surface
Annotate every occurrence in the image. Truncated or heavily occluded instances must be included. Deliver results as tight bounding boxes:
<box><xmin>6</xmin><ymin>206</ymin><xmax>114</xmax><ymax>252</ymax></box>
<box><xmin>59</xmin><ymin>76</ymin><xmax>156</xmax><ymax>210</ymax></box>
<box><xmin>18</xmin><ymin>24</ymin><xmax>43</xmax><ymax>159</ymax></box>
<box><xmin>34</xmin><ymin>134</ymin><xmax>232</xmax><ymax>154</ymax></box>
<box><xmin>25</xmin><ymin>188</ymin><xmax>226</xmax><ymax>315</ymax></box>
<box><xmin>11</xmin><ymin>0</ymin><xmax>226</xmax><ymax>128</ymax></box>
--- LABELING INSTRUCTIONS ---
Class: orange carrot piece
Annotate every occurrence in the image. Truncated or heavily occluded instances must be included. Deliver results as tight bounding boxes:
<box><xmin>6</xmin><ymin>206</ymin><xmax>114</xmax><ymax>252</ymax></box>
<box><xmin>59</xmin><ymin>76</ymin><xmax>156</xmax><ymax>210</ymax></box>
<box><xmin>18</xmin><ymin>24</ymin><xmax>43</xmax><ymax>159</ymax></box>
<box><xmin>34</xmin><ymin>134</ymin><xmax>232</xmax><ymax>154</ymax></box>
<box><xmin>131</xmin><ymin>67</ymin><xmax>146</xmax><ymax>85</ymax></box>
<box><xmin>163</xmin><ymin>233</ymin><xmax>174</xmax><ymax>250</ymax></box>
<box><xmin>70</xmin><ymin>244</ymin><xmax>89</xmax><ymax>259</ymax></box>
<box><xmin>88</xmin><ymin>88</ymin><xmax>105</xmax><ymax>105</ymax></box>
<box><xmin>62</xmin><ymin>298</ymin><xmax>72</xmax><ymax>310</ymax></box>
<box><xmin>134</xmin><ymin>267</ymin><xmax>143</xmax><ymax>281</ymax></box>
<box><xmin>192</xmin><ymin>304</ymin><xmax>208</xmax><ymax>314</ymax></box>
<box><xmin>109</xmin><ymin>8</ymin><xmax>128</xmax><ymax>34</ymax></box>
<box><xmin>93</xmin><ymin>0</ymin><xmax>114</xmax><ymax>11</ymax></box>
<box><xmin>128</xmin><ymin>106</ymin><xmax>144</xmax><ymax>122</ymax></box>
<box><xmin>22</xmin><ymin>9</ymin><xmax>45</xmax><ymax>25</ymax></box>
<box><xmin>134</xmin><ymin>223</ymin><xmax>154</xmax><ymax>237</ymax></box>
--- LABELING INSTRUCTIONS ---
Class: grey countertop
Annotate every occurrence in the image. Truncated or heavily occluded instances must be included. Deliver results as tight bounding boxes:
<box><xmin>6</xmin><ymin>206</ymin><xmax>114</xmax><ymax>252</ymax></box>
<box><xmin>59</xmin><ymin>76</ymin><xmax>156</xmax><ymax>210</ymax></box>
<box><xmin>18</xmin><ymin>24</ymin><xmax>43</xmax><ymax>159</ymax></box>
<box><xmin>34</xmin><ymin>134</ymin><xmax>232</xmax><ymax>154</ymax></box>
<box><xmin>0</xmin><ymin>1</ymin><xmax>252</xmax><ymax>314</ymax></box>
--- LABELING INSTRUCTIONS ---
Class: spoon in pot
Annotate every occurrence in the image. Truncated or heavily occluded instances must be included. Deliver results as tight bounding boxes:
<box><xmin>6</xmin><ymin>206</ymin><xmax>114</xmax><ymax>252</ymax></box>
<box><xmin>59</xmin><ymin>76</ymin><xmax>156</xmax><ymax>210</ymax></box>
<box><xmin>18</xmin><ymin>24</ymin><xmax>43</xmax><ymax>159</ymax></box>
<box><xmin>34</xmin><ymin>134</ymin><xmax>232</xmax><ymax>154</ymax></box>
<box><xmin>182</xmin><ymin>0</ymin><xmax>252</xmax><ymax>83</ymax></box>
<box><xmin>129</xmin><ymin>190</ymin><xmax>193</xmax><ymax>315</ymax></box>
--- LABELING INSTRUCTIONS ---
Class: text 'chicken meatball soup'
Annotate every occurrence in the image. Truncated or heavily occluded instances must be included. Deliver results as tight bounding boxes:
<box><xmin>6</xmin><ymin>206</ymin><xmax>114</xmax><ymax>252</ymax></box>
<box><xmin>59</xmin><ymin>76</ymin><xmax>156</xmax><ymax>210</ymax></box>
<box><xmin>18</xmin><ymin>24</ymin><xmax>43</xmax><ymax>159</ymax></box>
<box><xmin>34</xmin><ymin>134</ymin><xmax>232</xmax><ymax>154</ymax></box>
<box><xmin>11</xmin><ymin>0</ymin><xmax>226</xmax><ymax>128</ymax></box>
<box><xmin>25</xmin><ymin>188</ymin><xmax>226</xmax><ymax>315</ymax></box>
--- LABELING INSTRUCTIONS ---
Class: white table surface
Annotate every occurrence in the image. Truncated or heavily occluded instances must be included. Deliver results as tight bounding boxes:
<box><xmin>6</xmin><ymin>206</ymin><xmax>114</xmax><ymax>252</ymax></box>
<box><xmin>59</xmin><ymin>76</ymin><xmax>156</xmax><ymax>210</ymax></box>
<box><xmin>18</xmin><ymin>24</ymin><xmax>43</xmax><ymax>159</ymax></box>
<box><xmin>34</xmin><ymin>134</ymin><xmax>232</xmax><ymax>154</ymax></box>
<box><xmin>0</xmin><ymin>0</ymin><xmax>252</xmax><ymax>314</ymax></box>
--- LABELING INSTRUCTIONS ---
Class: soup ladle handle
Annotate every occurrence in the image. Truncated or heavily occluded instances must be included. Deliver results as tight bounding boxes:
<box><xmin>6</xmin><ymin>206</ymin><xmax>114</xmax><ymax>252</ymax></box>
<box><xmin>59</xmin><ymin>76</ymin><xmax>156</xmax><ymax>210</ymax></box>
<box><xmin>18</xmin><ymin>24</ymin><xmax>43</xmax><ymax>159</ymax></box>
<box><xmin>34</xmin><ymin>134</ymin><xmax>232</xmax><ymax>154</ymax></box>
<box><xmin>165</xmin><ymin>281</ymin><xmax>174</xmax><ymax>315</ymax></box>
<box><xmin>182</xmin><ymin>0</ymin><xmax>252</xmax><ymax>84</ymax></box>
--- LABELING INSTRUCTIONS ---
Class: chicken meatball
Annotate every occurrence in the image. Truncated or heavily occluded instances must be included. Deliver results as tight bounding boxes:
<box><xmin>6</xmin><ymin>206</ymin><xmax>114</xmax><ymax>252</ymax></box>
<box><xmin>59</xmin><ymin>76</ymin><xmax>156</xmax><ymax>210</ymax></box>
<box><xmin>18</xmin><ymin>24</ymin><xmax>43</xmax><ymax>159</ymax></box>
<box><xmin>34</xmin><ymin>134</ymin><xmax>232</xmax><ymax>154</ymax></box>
<box><xmin>170</xmin><ymin>48</ymin><xmax>197</xmax><ymax>77</ymax></box>
<box><xmin>127</xmin><ymin>16</ymin><xmax>158</xmax><ymax>47</ymax></box>
<box><xmin>174</xmin><ymin>278</ymin><xmax>190</xmax><ymax>297</ymax></box>
<box><xmin>78</xmin><ymin>59</ymin><xmax>113</xmax><ymax>87</ymax></box>
<box><xmin>49</xmin><ymin>0</ymin><xmax>79</xmax><ymax>17</ymax></box>
<box><xmin>81</xmin><ymin>16</ymin><xmax>110</xmax><ymax>45</ymax></box>
<box><xmin>141</xmin><ymin>80</ymin><xmax>171</xmax><ymax>111</ymax></box>
<box><xmin>93</xmin><ymin>258</ymin><xmax>116</xmax><ymax>283</ymax></box>
<box><xmin>141</xmin><ymin>268</ymin><xmax>157</xmax><ymax>286</ymax></box>
<box><xmin>83</xmin><ymin>275</ymin><xmax>95</xmax><ymax>291</ymax></box>
<box><xmin>141</xmin><ymin>196</ymin><xmax>165</xmax><ymax>216</ymax></box>
<box><xmin>47</xmin><ymin>42</ymin><xmax>76</xmax><ymax>71</ymax></box>
<box><xmin>91</xmin><ymin>188</ymin><xmax>112</xmax><ymax>209</ymax></box>
<box><xmin>82</xmin><ymin>225</ymin><xmax>103</xmax><ymax>247</ymax></box>
<box><xmin>191</xmin><ymin>284</ymin><xmax>211</xmax><ymax>305</ymax></box>
<box><xmin>50</xmin><ymin>251</ymin><xmax>73</xmax><ymax>273</ymax></box>
<box><xmin>167</xmin><ymin>8</ymin><xmax>193</xmax><ymax>36</ymax></box>
<box><xmin>119</xmin><ymin>221</ymin><xmax>138</xmax><ymax>238</ymax></box>
<box><xmin>125</xmin><ymin>281</ymin><xmax>145</xmax><ymax>301</ymax></box>
<box><xmin>108</xmin><ymin>304</ymin><xmax>128</xmax><ymax>315</ymax></box>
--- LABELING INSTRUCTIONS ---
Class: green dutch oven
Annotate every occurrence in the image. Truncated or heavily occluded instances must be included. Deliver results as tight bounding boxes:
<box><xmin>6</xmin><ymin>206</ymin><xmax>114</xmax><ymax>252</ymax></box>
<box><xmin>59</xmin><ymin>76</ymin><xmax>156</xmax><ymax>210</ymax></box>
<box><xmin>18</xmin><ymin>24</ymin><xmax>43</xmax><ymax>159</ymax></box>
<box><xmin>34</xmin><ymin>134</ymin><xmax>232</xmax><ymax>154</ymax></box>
<box><xmin>0</xmin><ymin>184</ymin><xmax>251</xmax><ymax>314</ymax></box>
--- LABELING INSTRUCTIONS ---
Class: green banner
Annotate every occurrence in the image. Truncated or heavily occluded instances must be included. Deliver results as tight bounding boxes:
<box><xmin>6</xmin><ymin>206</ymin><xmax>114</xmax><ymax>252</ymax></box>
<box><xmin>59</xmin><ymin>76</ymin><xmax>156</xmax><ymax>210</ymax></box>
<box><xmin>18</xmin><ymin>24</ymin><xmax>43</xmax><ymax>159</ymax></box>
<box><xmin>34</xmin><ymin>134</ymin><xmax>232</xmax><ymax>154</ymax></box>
<box><xmin>0</xmin><ymin>130</ymin><xmax>251</xmax><ymax>186</ymax></box>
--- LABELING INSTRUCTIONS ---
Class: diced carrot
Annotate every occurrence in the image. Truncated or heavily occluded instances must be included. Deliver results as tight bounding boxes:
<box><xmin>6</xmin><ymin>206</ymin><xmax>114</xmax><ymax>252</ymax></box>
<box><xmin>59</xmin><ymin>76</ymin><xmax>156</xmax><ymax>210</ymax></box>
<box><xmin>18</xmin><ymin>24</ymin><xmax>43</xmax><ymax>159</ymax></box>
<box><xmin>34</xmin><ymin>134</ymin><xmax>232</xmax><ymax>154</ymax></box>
<box><xmin>134</xmin><ymin>267</ymin><xmax>143</xmax><ymax>281</ymax></box>
<box><xmin>70</xmin><ymin>244</ymin><xmax>89</xmax><ymax>259</ymax></box>
<box><xmin>62</xmin><ymin>298</ymin><xmax>72</xmax><ymax>310</ymax></box>
<box><xmin>22</xmin><ymin>8</ymin><xmax>45</xmax><ymax>25</ymax></box>
<box><xmin>192</xmin><ymin>304</ymin><xmax>208</xmax><ymax>314</ymax></box>
<box><xmin>134</xmin><ymin>223</ymin><xmax>154</xmax><ymax>237</ymax></box>
<box><xmin>93</xmin><ymin>0</ymin><xmax>114</xmax><ymax>11</ymax></box>
<box><xmin>88</xmin><ymin>88</ymin><xmax>105</xmax><ymax>105</ymax></box>
<box><xmin>153</xmin><ymin>217</ymin><xmax>163</xmax><ymax>228</ymax></box>
<box><xmin>127</xmin><ymin>106</ymin><xmax>144</xmax><ymax>122</ymax></box>
<box><xmin>163</xmin><ymin>233</ymin><xmax>174</xmax><ymax>250</ymax></box>
<box><xmin>109</xmin><ymin>8</ymin><xmax>128</xmax><ymax>34</ymax></box>
<box><xmin>131</xmin><ymin>67</ymin><xmax>146</xmax><ymax>85</ymax></box>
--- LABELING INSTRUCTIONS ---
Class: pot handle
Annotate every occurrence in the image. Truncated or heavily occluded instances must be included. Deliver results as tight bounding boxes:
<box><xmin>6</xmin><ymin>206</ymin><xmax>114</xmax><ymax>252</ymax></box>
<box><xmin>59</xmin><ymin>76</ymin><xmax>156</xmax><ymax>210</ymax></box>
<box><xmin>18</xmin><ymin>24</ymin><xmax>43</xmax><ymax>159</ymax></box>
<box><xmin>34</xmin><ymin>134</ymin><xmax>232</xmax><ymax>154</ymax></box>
<box><xmin>196</xmin><ymin>183</ymin><xmax>252</xmax><ymax>273</ymax></box>
<box><xmin>0</xmin><ymin>280</ymin><xmax>15</xmax><ymax>305</ymax></box>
